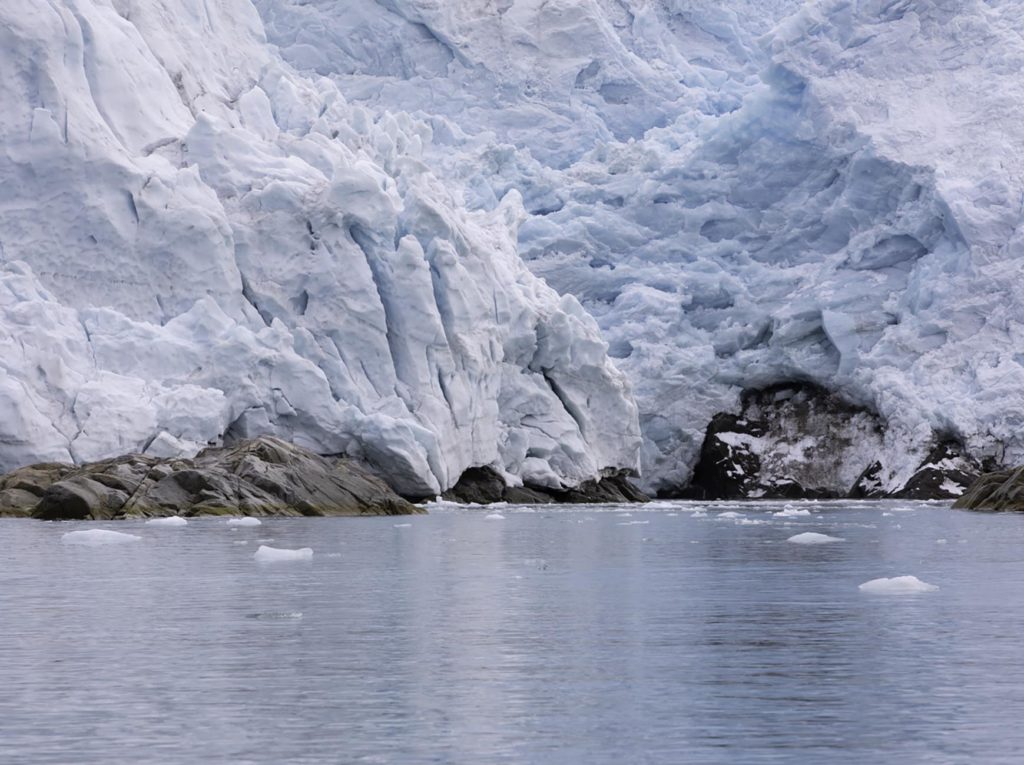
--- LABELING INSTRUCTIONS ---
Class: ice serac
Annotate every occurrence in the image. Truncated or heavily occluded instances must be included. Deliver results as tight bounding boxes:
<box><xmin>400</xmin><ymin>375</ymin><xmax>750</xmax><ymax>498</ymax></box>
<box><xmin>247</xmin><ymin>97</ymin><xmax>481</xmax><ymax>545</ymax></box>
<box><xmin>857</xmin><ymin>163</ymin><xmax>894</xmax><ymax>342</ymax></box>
<box><xmin>262</xmin><ymin>0</ymin><xmax>1024</xmax><ymax>494</ymax></box>
<box><xmin>0</xmin><ymin>0</ymin><xmax>641</xmax><ymax>496</ymax></box>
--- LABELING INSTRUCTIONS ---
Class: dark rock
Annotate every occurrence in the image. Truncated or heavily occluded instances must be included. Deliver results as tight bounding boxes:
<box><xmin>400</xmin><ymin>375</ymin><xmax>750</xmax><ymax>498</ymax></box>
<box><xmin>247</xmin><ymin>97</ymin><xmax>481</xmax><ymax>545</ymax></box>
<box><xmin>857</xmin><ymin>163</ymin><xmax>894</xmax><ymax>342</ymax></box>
<box><xmin>538</xmin><ymin>472</ymin><xmax>650</xmax><ymax>504</ymax></box>
<box><xmin>442</xmin><ymin>466</ymin><xmax>508</xmax><ymax>504</ymax></box>
<box><xmin>441</xmin><ymin>465</ymin><xmax>647</xmax><ymax>505</ymax></box>
<box><xmin>894</xmin><ymin>441</ymin><xmax>981</xmax><ymax>500</ymax></box>
<box><xmin>1</xmin><ymin>436</ymin><xmax>421</xmax><ymax>520</ymax></box>
<box><xmin>953</xmin><ymin>466</ymin><xmax>1024</xmax><ymax>511</ymax></box>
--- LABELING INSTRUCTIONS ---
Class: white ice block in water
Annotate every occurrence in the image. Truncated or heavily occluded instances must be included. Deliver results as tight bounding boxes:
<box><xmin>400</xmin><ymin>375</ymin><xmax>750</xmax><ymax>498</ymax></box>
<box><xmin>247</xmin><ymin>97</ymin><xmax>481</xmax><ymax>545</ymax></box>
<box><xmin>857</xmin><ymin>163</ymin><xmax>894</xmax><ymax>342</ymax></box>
<box><xmin>717</xmin><ymin>511</ymin><xmax>744</xmax><ymax>519</ymax></box>
<box><xmin>859</xmin><ymin>576</ymin><xmax>938</xmax><ymax>594</ymax></box>
<box><xmin>145</xmin><ymin>516</ymin><xmax>188</xmax><ymax>527</ymax></box>
<box><xmin>775</xmin><ymin>507</ymin><xmax>812</xmax><ymax>517</ymax></box>
<box><xmin>485</xmin><ymin>513</ymin><xmax>506</xmax><ymax>520</ymax></box>
<box><xmin>61</xmin><ymin>529</ymin><xmax>142</xmax><ymax>546</ymax></box>
<box><xmin>787</xmin><ymin>532</ymin><xmax>844</xmax><ymax>544</ymax></box>
<box><xmin>254</xmin><ymin>545</ymin><xmax>313</xmax><ymax>563</ymax></box>
<box><xmin>227</xmin><ymin>517</ymin><xmax>262</xmax><ymax>527</ymax></box>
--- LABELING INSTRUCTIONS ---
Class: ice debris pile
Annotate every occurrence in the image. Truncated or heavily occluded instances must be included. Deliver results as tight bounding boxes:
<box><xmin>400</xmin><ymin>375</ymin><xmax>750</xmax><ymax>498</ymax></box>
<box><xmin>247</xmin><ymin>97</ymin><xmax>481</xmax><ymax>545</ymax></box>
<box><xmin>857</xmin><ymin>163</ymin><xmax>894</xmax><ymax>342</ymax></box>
<box><xmin>0</xmin><ymin>0</ymin><xmax>640</xmax><ymax>497</ymax></box>
<box><xmin>260</xmin><ymin>0</ymin><xmax>1024</xmax><ymax>494</ymax></box>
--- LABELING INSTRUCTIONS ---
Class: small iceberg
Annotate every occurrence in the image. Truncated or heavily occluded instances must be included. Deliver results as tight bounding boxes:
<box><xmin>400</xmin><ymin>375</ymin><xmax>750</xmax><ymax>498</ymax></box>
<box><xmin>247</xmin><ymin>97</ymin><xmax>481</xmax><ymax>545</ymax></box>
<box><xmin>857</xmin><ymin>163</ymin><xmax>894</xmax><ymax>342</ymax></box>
<box><xmin>859</xmin><ymin>575</ymin><xmax>938</xmax><ymax>594</ymax></box>
<box><xmin>227</xmin><ymin>517</ymin><xmax>262</xmax><ymax>526</ymax></box>
<box><xmin>393</xmin><ymin>523</ymin><xmax>412</xmax><ymax>528</ymax></box>
<box><xmin>485</xmin><ymin>512</ymin><xmax>506</xmax><ymax>520</ymax></box>
<box><xmin>774</xmin><ymin>507</ymin><xmax>812</xmax><ymax>517</ymax></box>
<box><xmin>254</xmin><ymin>545</ymin><xmax>313</xmax><ymax>563</ymax></box>
<box><xmin>145</xmin><ymin>516</ymin><xmax>188</xmax><ymax>527</ymax></box>
<box><xmin>787</xmin><ymin>532</ymin><xmax>844</xmax><ymax>545</ymax></box>
<box><xmin>717</xmin><ymin>511</ymin><xmax>744</xmax><ymax>519</ymax></box>
<box><xmin>62</xmin><ymin>529</ymin><xmax>142</xmax><ymax>546</ymax></box>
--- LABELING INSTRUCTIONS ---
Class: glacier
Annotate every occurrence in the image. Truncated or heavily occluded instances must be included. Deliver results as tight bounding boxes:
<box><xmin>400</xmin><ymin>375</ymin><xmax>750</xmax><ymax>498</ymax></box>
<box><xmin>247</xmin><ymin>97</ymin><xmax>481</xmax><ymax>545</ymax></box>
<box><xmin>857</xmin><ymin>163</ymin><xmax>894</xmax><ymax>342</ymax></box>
<box><xmin>257</xmin><ymin>0</ymin><xmax>1024</xmax><ymax>494</ymax></box>
<box><xmin>0</xmin><ymin>0</ymin><xmax>640</xmax><ymax>497</ymax></box>
<box><xmin>3</xmin><ymin>0</ymin><xmax>1022</xmax><ymax>499</ymax></box>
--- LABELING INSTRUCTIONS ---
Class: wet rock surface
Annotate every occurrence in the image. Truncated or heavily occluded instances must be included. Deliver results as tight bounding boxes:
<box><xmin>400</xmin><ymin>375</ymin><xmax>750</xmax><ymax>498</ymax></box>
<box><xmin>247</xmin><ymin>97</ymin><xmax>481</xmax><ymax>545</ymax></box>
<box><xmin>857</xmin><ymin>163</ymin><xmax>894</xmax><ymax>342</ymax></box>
<box><xmin>3</xmin><ymin>437</ymin><xmax>421</xmax><ymax>520</ymax></box>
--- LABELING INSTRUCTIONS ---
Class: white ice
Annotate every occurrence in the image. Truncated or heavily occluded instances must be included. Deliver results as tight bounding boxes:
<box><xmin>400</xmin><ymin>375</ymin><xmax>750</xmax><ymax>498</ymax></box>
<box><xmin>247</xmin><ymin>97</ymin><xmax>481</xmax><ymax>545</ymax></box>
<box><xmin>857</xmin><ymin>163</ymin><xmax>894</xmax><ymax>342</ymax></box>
<box><xmin>145</xmin><ymin>516</ymin><xmax>188</xmax><ymax>527</ymax></box>
<box><xmin>485</xmin><ymin>513</ymin><xmax>506</xmax><ymax>520</ymax></box>
<box><xmin>774</xmin><ymin>507</ymin><xmax>813</xmax><ymax>518</ymax></box>
<box><xmin>226</xmin><ymin>517</ymin><xmax>262</xmax><ymax>527</ymax></box>
<box><xmin>61</xmin><ymin>529</ymin><xmax>142</xmax><ymax>546</ymax></box>
<box><xmin>859</xmin><ymin>576</ymin><xmax>938</xmax><ymax>594</ymax></box>
<box><xmin>787</xmin><ymin>532</ymin><xmax>844</xmax><ymax>545</ymax></box>
<box><xmin>253</xmin><ymin>545</ymin><xmax>313</xmax><ymax>562</ymax></box>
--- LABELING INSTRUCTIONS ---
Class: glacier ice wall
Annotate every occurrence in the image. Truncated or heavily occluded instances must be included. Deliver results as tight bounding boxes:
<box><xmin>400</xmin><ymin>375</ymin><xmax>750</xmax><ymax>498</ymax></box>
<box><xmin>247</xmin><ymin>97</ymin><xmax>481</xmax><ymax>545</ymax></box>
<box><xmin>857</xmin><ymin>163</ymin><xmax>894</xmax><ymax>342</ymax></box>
<box><xmin>259</xmin><ymin>0</ymin><xmax>1024</xmax><ymax>493</ymax></box>
<box><xmin>0</xmin><ymin>0</ymin><xmax>642</xmax><ymax>495</ymax></box>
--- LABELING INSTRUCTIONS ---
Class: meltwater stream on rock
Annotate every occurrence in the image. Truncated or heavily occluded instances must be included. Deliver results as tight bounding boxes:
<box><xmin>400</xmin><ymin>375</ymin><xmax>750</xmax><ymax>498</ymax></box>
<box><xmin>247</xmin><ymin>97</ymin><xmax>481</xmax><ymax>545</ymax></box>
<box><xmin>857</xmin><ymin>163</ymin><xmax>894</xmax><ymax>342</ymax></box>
<box><xmin>3</xmin><ymin>501</ymin><xmax>1024</xmax><ymax>764</ymax></box>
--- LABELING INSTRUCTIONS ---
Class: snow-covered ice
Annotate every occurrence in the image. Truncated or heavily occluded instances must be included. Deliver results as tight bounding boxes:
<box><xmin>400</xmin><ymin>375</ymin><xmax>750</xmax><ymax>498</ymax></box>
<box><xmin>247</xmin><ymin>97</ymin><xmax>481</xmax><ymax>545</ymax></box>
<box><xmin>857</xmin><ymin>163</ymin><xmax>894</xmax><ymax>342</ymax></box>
<box><xmin>485</xmin><ymin>513</ymin><xmax>506</xmax><ymax>521</ymax></box>
<box><xmin>61</xmin><ymin>529</ymin><xmax>142</xmax><ymax>546</ymax></box>
<box><xmin>859</xmin><ymin>576</ymin><xmax>938</xmax><ymax>594</ymax></box>
<box><xmin>254</xmin><ymin>545</ymin><xmax>313</xmax><ymax>563</ymax></box>
<box><xmin>145</xmin><ymin>516</ymin><xmax>188</xmax><ymax>527</ymax></box>
<box><xmin>226</xmin><ymin>518</ymin><xmax>262</xmax><ymax>527</ymax></box>
<box><xmin>787</xmin><ymin>532</ymin><xmax>844</xmax><ymax>545</ymax></box>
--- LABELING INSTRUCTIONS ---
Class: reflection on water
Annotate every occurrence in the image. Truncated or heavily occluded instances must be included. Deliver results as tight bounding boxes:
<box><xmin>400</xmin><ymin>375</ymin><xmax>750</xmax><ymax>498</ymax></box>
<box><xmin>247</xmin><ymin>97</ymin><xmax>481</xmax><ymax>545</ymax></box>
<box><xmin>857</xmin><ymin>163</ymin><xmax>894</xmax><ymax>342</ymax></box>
<box><xmin>2</xmin><ymin>500</ymin><xmax>1024</xmax><ymax>764</ymax></box>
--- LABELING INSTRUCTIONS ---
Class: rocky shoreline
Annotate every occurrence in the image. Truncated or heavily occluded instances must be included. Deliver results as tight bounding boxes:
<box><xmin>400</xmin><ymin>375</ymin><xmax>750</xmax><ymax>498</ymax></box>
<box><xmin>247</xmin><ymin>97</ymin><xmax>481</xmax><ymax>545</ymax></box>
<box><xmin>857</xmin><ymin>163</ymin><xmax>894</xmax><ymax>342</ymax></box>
<box><xmin>0</xmin><ymin>437</ymin><xmax>421</xmax><ymax>520</ymax></box>
<box><xmin>953</xmin><ymin>467</ymin><xmax>1024</xmax><ymax>512</ymax></box>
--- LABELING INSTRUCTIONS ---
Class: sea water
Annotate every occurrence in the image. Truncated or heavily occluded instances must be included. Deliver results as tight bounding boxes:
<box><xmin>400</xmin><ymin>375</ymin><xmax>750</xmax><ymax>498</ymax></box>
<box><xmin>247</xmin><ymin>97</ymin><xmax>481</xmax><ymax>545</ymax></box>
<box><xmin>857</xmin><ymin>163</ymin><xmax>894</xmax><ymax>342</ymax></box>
<box><xmin>3</xmin><ymin>500</ymin><xmax>1024</xmax><ymax>764</ymax></box>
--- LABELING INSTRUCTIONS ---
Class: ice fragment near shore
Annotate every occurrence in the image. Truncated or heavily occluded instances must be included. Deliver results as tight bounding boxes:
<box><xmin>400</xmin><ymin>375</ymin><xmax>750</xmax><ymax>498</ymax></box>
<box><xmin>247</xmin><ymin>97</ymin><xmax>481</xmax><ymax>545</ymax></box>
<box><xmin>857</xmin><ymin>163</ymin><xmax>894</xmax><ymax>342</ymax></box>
<box><xmin>145</xmin><ymin>517</ymin><xmax>188</xmax><ymax>527</ymax></box>
<box><xmin>61</xmin><ymin>529</ymin><xmax>141</xmax><ymax>546</ymax></box>
<box><xmin>227</xmin><ymin>517</ymin><xmax>262</xmax><ymax>527</ymax></box>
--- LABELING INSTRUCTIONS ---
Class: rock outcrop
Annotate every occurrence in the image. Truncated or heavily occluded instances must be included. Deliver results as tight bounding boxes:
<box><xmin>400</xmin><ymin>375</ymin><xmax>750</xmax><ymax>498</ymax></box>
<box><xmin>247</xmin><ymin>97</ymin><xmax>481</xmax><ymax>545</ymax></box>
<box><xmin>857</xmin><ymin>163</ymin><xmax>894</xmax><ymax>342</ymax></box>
<box><xmin>0</xmin><ymin>436</ymin><xmax>420</xmax><ymax>520</ymax></box>
<box><xmin>953</xmin><ymin>468</ymin><xmax>1024</xmax><ymax>512</ymax></box>
<box><xmin>678</xmin><ymin>384</ymin><xmax>983</xmax><ymax>501</ymax></box>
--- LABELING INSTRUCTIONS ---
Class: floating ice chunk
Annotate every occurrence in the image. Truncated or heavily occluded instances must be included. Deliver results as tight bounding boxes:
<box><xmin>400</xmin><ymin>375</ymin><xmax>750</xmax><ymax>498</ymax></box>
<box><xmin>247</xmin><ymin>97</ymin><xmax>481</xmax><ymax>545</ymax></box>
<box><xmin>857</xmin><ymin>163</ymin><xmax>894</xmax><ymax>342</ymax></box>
<box><xmin>936</xmin><ymin>539</ymin><xmax>948</xmax><ymax>544</ymax></box>
<box><xmin>393</xmin><ymin>523</ymin><xmax>412</xmax><ymax>528</ymax></box>
<box><xmin>62</xmin><ymin>529</ymin><xmax>142</xmax><ymax>546</ymax></box>
<box><xmin>145</xmin><ymin>516</ymin><xmax>188</xmax><ymax>527</ymax></box>
<box><xmin>859</xmin><ymin>576</ymin><xmax>938</xmax><ymax>594</ymax></box>
<box><xmin>227</xmin><ymin>517</ymin><xmax>262</xmax><ymax>527</ymax></box>
<box><xmin>485</xmin><ymin>513</ymin><xmax>506</xmax><ymax>520</ymax></box>
<box><xmin>774</xmin><ymin>507</ymin><xmax>812</xmax><ymax>517</ymax></box>
<box><xmin>254</xmin><ymin>545</ymin><xmax>313</xmax><ymax>563</ymax></box>
<box><xmin>787</xmin><ymin>532</ymin><xmax>844</xmax><ymax>545</ymax></box>
<box><xmin>717</xmin><ymin>511</ymin><xmax>744</xmax><ymax>519</ymax></box>
<box><xmin>233</xmin><ymin>540</ymin><xmax>249</xmax><ymax>545</ymax></box>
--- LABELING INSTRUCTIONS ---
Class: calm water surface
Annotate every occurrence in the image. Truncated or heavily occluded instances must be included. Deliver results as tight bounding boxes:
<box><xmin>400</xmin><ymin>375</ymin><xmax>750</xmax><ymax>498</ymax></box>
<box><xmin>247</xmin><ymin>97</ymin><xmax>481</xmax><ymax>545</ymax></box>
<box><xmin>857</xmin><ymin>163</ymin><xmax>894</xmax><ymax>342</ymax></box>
<box><xmin>3</xmin><ymin>500</ymin><xmax>1024</xmax><ymax>764</ymax></box>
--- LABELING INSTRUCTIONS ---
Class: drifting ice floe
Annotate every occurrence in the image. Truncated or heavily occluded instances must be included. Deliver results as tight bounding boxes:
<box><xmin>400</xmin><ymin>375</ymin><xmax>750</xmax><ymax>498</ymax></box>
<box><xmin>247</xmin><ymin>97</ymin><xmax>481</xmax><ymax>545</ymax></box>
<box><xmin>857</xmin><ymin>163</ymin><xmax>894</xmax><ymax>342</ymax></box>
<box><xmin>859</xmin><ymin>576</ymin><xmax>938</xmax><ymax>594</ymax></box>
<box><xmin>227</xmin><ymin>517</ymin><xmax>262</xmax><ymax>527</ymax></box>
<box><xmin>787</xmin><ymin>532</ymin><xmax>844</xmax><ymax>545</ymax></box>
<box><xmin>254</xmin><ymin>545</ymin><xmax>313</xmax><ymax>563</ymax></box>
<box><xmin>485</xmin><ymin>513</ymin><xmax>506</xmax><ymax>520</ymax></box>
<box><xmin>61</xmin><ymin>529</ymin><xmax>142</xmax><ymax>546</ymax></box>
<box><xmin>145</xmin><ymin>516</ymin><xmax>188</xmax><ymax>527</ymax></box>
<box><xmin>774</xmin><ymin>507</ymin><xmax>813</xmax><ymax>518</ymax></box>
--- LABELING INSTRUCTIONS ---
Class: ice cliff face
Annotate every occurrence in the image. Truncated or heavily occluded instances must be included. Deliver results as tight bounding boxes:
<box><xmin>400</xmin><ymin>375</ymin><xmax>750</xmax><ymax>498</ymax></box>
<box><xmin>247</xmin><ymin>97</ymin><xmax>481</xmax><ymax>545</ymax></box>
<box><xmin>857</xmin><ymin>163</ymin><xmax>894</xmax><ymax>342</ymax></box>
<box><xmin>259</xmin><ymin>0</ymin><xmax>1024</xmax><ymax>494</ymax></box>
<box><xmin>0</xmin><ymin>0</ymin><xmax>641</xmax><ymax>495</ymax></box>
<box><xmin>6</xmin><ymin>0</ymin><xmax>1021</xmax><ymax>498</ymax></box>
